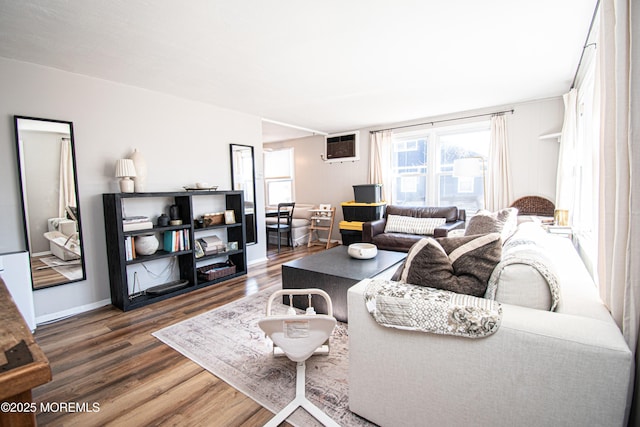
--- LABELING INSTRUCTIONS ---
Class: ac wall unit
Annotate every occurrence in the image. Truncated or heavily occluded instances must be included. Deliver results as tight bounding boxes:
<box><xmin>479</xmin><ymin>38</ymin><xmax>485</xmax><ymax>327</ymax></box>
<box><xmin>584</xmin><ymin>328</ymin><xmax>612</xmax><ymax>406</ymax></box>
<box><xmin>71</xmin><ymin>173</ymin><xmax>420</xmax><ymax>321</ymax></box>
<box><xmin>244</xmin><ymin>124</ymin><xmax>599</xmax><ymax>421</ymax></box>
<box><xmin>324</xmin><ymin>131</ymin><xmax>360</xmax><ymax>163</ymax></box>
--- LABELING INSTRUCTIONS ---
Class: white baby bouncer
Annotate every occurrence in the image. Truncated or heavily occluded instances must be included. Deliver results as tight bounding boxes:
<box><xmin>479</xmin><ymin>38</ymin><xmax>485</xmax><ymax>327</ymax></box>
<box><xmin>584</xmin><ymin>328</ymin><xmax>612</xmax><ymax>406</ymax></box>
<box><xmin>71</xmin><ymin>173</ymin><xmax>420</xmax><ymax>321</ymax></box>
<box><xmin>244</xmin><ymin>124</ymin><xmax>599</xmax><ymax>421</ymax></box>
<box><xmin>258</xmin><ymin>288</ymin><xmax>340</xmax><ymax>427</ymax></box>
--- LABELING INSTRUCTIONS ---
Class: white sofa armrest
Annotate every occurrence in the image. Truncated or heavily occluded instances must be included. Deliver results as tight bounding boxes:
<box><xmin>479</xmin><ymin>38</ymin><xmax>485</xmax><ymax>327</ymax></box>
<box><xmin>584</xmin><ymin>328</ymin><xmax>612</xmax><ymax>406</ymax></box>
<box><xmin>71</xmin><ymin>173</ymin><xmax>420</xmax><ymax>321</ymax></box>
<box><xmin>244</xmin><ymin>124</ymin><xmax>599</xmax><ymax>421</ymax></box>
<box><xmin>348</xmin><ymin>279</ymin><xmax>632</xmax><ymax>427</ymax></box>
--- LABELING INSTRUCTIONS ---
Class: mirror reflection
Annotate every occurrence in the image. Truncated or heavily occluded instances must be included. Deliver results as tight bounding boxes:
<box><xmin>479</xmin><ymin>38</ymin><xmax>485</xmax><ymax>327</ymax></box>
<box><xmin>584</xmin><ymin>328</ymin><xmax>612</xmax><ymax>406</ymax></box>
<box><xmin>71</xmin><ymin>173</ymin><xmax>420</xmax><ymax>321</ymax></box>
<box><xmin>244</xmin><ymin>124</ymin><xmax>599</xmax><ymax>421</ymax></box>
<box><xmin>14</xmin><ymin>116</ymin><xmax>86</xmax><ymax>289</ymax></box>
<box><xmin>230</xmin><ymin>144</ymin><xmax>257</xmax><ymax>245</ymax></box>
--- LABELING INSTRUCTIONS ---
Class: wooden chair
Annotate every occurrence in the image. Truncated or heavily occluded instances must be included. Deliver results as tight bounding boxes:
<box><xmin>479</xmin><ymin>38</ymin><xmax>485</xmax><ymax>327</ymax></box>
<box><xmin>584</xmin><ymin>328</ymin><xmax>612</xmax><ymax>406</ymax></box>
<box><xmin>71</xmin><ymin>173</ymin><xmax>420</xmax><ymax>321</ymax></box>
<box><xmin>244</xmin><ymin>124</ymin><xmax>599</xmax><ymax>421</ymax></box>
<box><xmin>266</xmin><ymin>202</ymin><xmax>295</xmax><ymax>252</ymax></box>
<box><xmin>510</xmin><ymin>196</ymin><xmax>555</xmax><ymax>217</ymax></box>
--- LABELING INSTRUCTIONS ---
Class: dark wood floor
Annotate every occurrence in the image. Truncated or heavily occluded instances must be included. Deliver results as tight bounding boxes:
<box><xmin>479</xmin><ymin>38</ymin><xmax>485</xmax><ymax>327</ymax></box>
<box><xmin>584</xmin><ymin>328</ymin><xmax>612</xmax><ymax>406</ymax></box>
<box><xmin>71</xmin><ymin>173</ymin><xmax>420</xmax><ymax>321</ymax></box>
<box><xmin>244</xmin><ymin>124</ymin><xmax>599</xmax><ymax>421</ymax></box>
<box><xmin>32</xmin><ymin>244</ymin><xmax>325</xmax><ymax>427</ymax></box>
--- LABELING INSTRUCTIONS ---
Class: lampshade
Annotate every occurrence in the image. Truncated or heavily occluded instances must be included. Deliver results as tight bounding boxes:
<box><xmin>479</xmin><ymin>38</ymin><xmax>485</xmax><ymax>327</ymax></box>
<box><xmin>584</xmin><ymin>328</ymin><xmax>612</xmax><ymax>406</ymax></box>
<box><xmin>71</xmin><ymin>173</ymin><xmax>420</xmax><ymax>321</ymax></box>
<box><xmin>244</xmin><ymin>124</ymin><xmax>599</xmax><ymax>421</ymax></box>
<box><xmin>115</xmin><ymin>159</ymin><xmax>137</xmax><ymax>178</ymax></box>
<box><xmin>452</xmin><ymin>158</ymin><xmax>482</xmax><ymax>178</ymax></box>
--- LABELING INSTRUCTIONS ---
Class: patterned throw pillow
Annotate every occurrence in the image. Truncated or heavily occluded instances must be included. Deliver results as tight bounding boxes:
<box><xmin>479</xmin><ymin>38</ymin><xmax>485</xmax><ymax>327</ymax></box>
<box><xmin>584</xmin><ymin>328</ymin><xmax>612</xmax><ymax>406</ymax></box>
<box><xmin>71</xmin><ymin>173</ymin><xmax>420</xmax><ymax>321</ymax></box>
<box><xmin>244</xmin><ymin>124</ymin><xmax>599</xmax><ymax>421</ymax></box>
<box><xmin>465</xmin><ymin>208</ymin><xmax>518</xmax><ymax>242</ymax></box>
<box><xmin>394</xmin><ymin>233</ymin><xmax>502</xmax><ymax>297</ymax></box>
<box><xmin>384</xmin><ymin>215</ymin><xmax>447</xmax><ymax>235</ymax></box>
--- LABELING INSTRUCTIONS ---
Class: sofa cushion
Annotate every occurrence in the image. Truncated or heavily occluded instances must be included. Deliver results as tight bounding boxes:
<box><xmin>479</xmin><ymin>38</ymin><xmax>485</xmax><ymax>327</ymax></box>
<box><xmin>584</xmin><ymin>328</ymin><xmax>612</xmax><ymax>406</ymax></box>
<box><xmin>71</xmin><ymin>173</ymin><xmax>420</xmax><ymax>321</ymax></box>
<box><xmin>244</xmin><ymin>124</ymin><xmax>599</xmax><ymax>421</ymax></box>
<box><xmin>384</xmin><ymin>215</ymin><xmax>446</xmax><ymax>235</ymax></box>
<box><xmin>503</xmin><ymin>220</ymin><xmax>547</xmax><ymax>245</ymax></box>
<box><xmin>292</xmin><ymin>204</ymin><xmax>315</xmax><ymax>220</ymax></box>
<box><xmin>372</xmin><ymin>233</ymin><xmax>425</xmax><ymax>252</ymax></box>
<box><xmin>486</xmin><ymin>237</ymin><xmax>560</xmax><ymax>311</ymax></box>
<box><xmin>264</xmin><ymin>217</ymin><xmax>310</xmax><ymax>228</ymax></box>
<box><xmin>386</xmin><ymin>205</ymin><xmax>459</xmax><ymax>222</ymax></box>
<box><xmin>265</xmin><ymin>203</ymin><xmax>315</xmax><ymax>221</ymax></box>
<box><xmin>465</xmin><ymin>208</ymin><xmax>518</xmax><ymax>241</ymax></box>
<box><xmin>394</xmin><ymin>233</ymin><xmax>502</xmax><ymax>297</ymax></box>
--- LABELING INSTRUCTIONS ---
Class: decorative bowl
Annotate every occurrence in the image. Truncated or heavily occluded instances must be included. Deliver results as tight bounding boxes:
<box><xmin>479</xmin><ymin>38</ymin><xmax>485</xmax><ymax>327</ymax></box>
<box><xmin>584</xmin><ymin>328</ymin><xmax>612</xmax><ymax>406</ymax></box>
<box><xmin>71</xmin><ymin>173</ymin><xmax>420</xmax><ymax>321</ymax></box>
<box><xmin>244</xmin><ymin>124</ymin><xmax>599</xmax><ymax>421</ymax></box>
<box><xmin>348</xmin><ymin>243</ymin><xmax>378</xmax><ymax>259</ymax></box>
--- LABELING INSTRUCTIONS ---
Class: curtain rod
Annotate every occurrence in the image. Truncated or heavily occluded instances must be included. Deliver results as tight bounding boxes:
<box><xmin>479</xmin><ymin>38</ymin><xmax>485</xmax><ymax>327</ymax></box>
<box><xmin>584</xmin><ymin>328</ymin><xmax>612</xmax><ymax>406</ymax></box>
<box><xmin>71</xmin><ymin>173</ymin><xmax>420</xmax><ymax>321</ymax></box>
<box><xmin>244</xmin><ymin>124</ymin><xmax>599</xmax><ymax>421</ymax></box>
<box><xmin>571</xmin><ymin>0</ymin><xmax>600</xmax><ymax>89</ymax></box>
<box><xmin>370</xmin><ymin>109</ymin><xmax>514</xmax><ymax>134</ymax></box>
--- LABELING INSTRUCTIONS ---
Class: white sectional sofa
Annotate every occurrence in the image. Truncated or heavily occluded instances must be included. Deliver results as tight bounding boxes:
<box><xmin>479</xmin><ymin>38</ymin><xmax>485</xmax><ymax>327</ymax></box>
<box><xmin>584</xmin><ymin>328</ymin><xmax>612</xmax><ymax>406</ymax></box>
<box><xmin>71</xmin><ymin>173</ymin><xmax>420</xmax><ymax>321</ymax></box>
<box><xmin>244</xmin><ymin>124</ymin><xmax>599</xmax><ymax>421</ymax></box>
<box><xmin>347</xmin><ymin>223</ymin><xmax>633</xmax><ymax>426</ymax></box>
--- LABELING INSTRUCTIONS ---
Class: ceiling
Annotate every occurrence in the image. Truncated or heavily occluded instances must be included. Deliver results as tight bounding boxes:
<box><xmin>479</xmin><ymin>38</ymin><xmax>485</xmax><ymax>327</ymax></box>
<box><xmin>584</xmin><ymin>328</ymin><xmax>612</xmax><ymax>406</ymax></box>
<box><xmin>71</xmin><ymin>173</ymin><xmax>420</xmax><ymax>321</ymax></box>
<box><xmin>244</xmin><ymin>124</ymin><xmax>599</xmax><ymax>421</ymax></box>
<box><xmin>0</xmin><ymin>1</ymin><xmax>596</xmax><ymax>142</ymax></box>
<box><xmin>262</xmin><ymin>120</ymin><xmax>325</xmax><ymax>144</ymax></box>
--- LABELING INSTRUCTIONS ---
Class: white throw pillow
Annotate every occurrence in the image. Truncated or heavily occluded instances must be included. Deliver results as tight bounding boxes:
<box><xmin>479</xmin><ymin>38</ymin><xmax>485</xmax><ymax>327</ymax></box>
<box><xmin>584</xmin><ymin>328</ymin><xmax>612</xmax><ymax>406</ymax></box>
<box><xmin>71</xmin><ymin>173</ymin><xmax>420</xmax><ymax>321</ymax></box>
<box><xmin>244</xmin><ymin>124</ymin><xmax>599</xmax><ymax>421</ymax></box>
<box><xmin>384</xmin><ymin>215</ymin><xmax>446</xmax><ymax>235</ymax></box>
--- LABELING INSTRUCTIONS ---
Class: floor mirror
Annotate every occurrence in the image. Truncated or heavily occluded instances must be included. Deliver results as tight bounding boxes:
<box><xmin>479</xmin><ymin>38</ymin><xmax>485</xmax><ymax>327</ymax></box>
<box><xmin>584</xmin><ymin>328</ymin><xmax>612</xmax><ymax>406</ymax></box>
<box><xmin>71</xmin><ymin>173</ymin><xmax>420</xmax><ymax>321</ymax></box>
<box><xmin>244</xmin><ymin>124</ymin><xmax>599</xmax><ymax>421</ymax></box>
<box><xmin>14</xmin><ymin>116</ymin><xmax>86</xmax><ymax>289</ymax></box>
<box><xmin>230</xmin><ymin>144</ymin><xmax>257</xmax><ymax>245</ymax></box>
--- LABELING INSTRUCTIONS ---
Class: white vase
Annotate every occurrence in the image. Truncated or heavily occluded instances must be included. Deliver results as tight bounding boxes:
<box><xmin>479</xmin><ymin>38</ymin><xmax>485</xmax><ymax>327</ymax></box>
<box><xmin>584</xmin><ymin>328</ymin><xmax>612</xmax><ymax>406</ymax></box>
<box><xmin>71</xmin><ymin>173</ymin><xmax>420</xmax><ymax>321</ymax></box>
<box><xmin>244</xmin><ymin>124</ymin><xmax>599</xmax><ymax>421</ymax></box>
<box><xmin>130</xmin><ymin>149</ymin><xmax>147</xmax><ymax>192</ymax></box>
<box><xmin>135</xmin><ymin>234</ymin><xmax>159</xmax><ymax>256</ymax></box>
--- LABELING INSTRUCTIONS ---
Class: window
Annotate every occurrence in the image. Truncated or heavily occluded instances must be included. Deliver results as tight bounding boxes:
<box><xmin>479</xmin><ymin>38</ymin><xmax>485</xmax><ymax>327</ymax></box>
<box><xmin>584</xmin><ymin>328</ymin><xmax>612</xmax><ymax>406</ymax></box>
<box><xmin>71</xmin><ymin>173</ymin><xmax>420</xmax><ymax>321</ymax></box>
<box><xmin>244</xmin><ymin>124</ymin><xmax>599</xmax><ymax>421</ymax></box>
<box><xmin>567</xmin><ymin>17</ymin><xmax>599</xmax><ymax>277</ymax></box>
<box><xmin>263</xmin><ymin>148</ymin><xmax>294</xmax><ymax>206</ymax></box>
<box><xmin>391</xmin><ymin>122</ymin><xmax>490</xmax><ymax>212</ymax></box>
<box><xmin>392</xmin><ymin>136</ymin><xmax>429</xmax><ymax>206</ymax></box>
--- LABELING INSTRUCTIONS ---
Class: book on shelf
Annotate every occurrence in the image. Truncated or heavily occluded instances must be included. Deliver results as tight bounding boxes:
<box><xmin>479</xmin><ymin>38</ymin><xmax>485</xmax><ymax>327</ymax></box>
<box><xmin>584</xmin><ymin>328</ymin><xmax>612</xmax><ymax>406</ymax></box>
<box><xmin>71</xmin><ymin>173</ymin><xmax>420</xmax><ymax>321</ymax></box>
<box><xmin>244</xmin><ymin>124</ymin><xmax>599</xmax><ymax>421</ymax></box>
<box><xmin>163</xmin><ymin>229</ymin><xmax>191</xmax><ymax>253</ymax></box>
<box><xmin>123</xmin><ymin>215</ymin><xmax>151</xmax><ymax>223</ymax></box>
<box><xmin>124</xmin><ymin>236</ymin><xmax>136</xmax><ymax>261</ymax></box>
<box><xmin>200</xmin><ymin>235</ymin><xmax>225</xmax><ymax>255</ymax></box>
<box><xmin>123</xmin><ymin>221</ymin><xmax>154</xmax><ymax>232</ymax></box>
<box><xmin>122</xmin><ymin>215</ymin><xmax>153</xmax><ymax>232</ymax></box>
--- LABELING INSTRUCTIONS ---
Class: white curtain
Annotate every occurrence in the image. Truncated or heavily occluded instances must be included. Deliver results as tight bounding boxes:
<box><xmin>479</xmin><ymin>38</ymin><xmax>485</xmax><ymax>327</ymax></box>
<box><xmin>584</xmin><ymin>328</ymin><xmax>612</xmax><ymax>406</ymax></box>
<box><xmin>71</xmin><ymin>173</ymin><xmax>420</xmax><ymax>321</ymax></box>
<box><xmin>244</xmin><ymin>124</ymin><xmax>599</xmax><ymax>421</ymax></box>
<box><xmin>369</xmin><ymin>130</ymin><xmax>393</xmax><ymax>203</ymax></box>
<box><xmin>486</xmin><ymin>115</ymin><xmax>512</xmax><ymax>211</ymax></box>
<box><xmin>58</xmin><ymin>138</ymin><xmax>76</xmax><ymax>218</ymax></box>
<box><xmin>597</xmin><ymin>0</ymin><xmax>640</xmax><ymax>423</ymax></box>
<box><xmin>556</xmin><ymin>89</ymin><xmax>578</xmax><ymax>219</ymax></box>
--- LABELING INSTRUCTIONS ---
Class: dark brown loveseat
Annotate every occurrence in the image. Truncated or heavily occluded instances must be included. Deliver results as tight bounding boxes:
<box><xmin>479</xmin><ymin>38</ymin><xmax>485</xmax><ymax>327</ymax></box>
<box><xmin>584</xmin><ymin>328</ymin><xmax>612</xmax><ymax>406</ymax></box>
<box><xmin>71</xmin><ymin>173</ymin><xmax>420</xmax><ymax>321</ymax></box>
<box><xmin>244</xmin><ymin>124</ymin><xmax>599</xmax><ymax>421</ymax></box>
<box><xmin>362</xmin><ymin>205</ymin><xmax>466</xmax><ymax>252</ymax></box>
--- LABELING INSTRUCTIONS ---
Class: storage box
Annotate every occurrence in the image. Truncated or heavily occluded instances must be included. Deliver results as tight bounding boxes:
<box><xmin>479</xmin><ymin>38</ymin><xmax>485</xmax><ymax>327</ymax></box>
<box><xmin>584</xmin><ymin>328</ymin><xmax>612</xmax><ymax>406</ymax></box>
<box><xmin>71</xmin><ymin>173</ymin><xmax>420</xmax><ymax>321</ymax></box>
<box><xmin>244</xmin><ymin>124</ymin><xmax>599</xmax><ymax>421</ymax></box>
<box><xmin>197</xmin><ymin>260</ymin><xmax>236</xmax><ymax>281</ymax></box>
<box><xmin>341</xmin><ymin>201</ymin><xmax>386</xmax><ymax>222</ymax></box>
<box><xmin>353</xmin><ymin>184</ymin><xmax>382</xmax><ymax>203</ymax></box>
<box><xmin>339</xmin><ymin>220</ymin><xmax>364</xmax><ymax>231</ymax></box>
<box><xmin>340</xmin><ymin>229</ymin><xmax>363</xmax><ymax>246</ymax></box>
<box><xmin>203</xmin><ymin>212</ymin><xmax>224</xmax><ymax>227</ymax></box>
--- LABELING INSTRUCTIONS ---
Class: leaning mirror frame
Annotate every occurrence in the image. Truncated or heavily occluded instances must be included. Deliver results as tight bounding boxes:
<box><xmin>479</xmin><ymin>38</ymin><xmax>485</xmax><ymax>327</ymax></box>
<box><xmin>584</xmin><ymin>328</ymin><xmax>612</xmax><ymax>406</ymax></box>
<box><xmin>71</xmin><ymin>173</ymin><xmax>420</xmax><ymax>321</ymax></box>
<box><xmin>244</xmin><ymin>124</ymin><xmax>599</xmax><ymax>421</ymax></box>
<box><xmin>230</xmin><ymin>144</ymin><xmax>258</xmax><ymax>245</ymax></box>
<box><xmin>14</xmin><ymin>115</ymin><xmax>86</xmax><ymax>290</ymax></box>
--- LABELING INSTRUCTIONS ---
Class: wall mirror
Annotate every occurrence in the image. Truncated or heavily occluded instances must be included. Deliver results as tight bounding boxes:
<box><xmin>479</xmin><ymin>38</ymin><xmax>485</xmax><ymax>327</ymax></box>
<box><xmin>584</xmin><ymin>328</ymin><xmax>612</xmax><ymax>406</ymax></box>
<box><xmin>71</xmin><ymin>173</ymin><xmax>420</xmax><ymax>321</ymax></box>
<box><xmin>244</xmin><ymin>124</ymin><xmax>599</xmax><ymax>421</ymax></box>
<box><xmin>14</xmin><ymin>116</ymin><xmax>86</xmax><ymax>289</ymax></box>
<box><xmin>230</xmin><ymin>144</ymin><xmax>257</xmax><ymax>245</ymax></box>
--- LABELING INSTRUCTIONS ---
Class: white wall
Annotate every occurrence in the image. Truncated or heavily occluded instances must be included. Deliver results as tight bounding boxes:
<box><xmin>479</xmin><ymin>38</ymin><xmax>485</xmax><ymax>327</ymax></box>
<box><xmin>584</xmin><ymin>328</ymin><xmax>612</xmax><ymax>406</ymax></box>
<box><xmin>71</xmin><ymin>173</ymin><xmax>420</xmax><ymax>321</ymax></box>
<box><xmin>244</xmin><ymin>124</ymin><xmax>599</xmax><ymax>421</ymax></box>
<box><xmin>506</xmin><ymin>98</ymin><xmax>564</xmax><ymax>201</ymax></box>
<box><xmin>0</xmin><ymin>58</ymin><xmax>266</xmax><ymax>322</ymax></box>
<box><xmin>264</xmin><ymin>97</ymin><xmax>564</xmax><ymax>241</ymax></box>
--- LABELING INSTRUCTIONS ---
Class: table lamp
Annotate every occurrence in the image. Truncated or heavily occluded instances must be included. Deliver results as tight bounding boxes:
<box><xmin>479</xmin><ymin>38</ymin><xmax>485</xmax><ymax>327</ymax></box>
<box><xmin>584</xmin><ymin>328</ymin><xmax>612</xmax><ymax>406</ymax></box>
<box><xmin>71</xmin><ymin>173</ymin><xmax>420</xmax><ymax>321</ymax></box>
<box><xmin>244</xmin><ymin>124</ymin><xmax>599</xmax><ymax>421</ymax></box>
<box><xmin>115</xmin><ymin>159</ymin><xmax>137</xmax><ymax>193</ymax></box>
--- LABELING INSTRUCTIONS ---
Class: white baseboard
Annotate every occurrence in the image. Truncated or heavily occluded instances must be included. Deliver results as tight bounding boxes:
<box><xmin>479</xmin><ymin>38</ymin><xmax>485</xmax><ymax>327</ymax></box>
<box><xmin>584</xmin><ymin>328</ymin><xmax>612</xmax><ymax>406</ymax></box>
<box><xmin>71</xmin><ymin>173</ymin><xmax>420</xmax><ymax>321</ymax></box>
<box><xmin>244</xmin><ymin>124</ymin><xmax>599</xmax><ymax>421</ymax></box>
<box><xmin>36</xmin><ymin>298</ymin><xmax>112</xmax><ymax>326</ymax></box>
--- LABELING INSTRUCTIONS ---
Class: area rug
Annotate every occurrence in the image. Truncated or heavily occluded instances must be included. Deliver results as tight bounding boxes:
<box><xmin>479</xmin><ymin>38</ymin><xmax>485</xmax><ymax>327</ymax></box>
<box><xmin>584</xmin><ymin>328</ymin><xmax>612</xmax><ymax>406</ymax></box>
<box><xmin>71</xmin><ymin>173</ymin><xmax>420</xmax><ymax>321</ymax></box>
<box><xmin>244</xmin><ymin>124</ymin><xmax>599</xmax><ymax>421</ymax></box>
<box><xmin>152</xmin><ymin>288</ymin><xmax>374</xmax><ymax>427</ymax></box>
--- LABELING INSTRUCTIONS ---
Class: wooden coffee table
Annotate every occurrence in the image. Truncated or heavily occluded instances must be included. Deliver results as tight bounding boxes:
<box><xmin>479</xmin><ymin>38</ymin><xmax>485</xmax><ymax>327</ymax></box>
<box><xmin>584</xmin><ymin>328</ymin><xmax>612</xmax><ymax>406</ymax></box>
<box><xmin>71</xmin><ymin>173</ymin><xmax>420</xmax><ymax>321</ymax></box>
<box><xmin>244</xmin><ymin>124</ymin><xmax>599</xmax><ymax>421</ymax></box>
<box><xmin>282</xmin><ymin>245</ymin><xmax>406</xmax><ymax>322</ymax></box>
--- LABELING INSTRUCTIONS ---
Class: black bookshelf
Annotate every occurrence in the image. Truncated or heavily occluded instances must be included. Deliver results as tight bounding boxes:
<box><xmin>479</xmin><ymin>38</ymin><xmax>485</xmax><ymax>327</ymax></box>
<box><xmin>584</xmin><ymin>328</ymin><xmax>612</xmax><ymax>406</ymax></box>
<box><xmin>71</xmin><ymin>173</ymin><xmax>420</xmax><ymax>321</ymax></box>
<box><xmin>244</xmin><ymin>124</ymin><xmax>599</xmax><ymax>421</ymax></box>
<box><xmin>103</xmin><ymin>191</ymin><xmax>247</xmax><ymax>311</ymax></box>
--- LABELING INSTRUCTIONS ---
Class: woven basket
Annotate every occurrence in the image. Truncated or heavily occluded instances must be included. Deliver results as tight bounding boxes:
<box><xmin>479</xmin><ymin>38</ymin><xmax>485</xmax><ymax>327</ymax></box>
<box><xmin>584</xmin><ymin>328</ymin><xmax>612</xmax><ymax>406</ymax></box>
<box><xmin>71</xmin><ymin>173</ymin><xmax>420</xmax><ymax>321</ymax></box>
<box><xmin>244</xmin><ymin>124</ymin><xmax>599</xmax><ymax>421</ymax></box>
<box><xmin>197</xmin><ymin>260</ymin><xmax>236</xmax><ymax>281</ymax></box>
